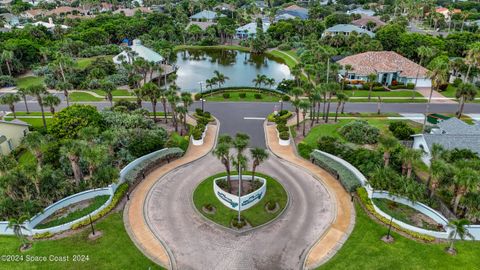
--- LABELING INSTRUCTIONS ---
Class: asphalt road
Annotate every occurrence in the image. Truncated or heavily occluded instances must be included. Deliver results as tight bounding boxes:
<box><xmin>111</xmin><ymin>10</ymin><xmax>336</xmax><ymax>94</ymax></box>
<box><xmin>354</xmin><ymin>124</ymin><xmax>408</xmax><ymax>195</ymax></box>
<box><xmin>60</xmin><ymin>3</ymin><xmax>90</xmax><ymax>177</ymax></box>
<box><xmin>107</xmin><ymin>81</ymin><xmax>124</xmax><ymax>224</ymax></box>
<box><xmin>145</xmin><ymin>151</ymin><xmax>334</xmax><ymax>270</ymax></box>
<box><xmin>2</xmin><ymin>100</ymin><xmax>480</xmax><ymax>147</ymax></box>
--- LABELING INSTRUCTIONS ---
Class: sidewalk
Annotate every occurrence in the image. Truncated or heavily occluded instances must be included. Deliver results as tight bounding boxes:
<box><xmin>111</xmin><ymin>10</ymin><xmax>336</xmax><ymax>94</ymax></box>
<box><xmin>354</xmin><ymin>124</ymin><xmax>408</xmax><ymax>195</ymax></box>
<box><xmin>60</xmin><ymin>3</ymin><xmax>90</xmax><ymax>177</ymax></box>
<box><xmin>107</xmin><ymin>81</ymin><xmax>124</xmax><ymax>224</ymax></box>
<box><xmin>265</xmin><ymin>124</ymin><xmax>355</xmax><ymax>269</ymax></box>
<box><xmin>416</xmin><ymin>87</ymin><xmax>457</xmax><ymax>104</ymax></box>
<box><xmin>123</xmin><ymin>123</ymin><xmax>218</xmax><ymax>268</ymax></box>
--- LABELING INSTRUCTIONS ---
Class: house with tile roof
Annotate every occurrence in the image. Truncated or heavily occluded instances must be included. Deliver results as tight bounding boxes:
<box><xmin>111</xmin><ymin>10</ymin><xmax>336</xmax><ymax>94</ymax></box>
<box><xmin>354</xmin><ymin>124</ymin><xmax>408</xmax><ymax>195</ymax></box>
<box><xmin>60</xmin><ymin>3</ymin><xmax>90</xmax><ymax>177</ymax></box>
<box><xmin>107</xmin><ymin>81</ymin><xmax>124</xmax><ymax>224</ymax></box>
<box><xmin>323</xmin><ymin>24</ymin><xmax>375</xmax><ymax>38</ymax></box>
<box><xmin>412</xmin><ymin>118</ymin><xmax>480</xmax><ymax>165</ymax></box>
<box><xmin>336</xmin><ymin>51</ymin><xmax>432</xmax><ymax>87</ymax></box>
<box><xmin>276</xmin><ymin>4</ymin><xmax>309</xmax><ymax>20</ymax></box>
<box><xmin>0</xmin><ymin>120</ymin><xmax>29</xmax><ymax>156</ymax></box>
<box><xmin>351</xmin><ymin>15</ymin><xmax>385</xmax><ymax>30</ymax></box>
<box><xmin>435</xmin><ymin>7</ymin><xmax>461</xmax><ymax>22</ymax></box>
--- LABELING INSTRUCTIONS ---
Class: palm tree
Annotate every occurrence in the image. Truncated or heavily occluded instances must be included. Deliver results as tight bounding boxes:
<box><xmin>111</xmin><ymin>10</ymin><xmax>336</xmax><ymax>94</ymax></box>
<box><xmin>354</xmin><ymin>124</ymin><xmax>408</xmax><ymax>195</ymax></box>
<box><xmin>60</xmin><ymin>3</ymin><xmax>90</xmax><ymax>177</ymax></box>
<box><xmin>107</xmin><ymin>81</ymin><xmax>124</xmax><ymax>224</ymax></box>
<box><xmin>101</xmin><ymin>80</ymin><xmax>116</xmax><ymax>106</ymax></box>
<box><xmin>429</xmin><ymin>159</ymin><xmax>449</xmax><ymax>198</ymax></box>
<box><xmin>16</xmin><ymin>88</ymin><xmax>30</xmax><ymax>114</ymax></box>
<box><xmin>324</xmin><ymin>82</ymin><xmax>340</xmax><ymax>123</ymax></box>
<box><xmin>455</xmin><ymin>83</ymin><xmax>477</xmax><ymax>118</ymax></box>
<box><xmin>160</xmin><ymin>87</ymin><xmax>168</xmax><ymax>123</ymax></box>
<box><xmin>447</xmin><ymin>219</ymin><xmax>474</xmax><ymax>254</ymax></box>
<box><xmin>22</xmin><ymin>132</ymin><xmax>45</xmax><ymax>171</ymax></box>
<box><xmin>1</xmin><ymin>50</ymin><xmax>14</xmax><ymax>76</ymax></box>
<box><xmin>452</xmin><ymin>167</ymin><xmax>478</xmax><ymax>214</ymax></box>
<box><xmin>379</xmin><ymin>136</ymin><xmax>399</xmax><ymax>167</ymax></box>
<box><xmin>311</xmin><ymin>88</ymin><xmax>322</xmax><ymax>126</ymax></box>
<box><xmin>424</xmin><ymin>56</ymin><xmax>449</xmax><ymax>132</ymax></box>
<box><xmin>52</xmin><ymin>53</ymin><xmax>74</xmax><ymax>83</ymax></box>
<box><xmin>133</xmin><ymin>88</ymin><xmax>143</xmax><ymax>108</ymax></box>
<box><xmin>42</xmin><ymin>94</ymin><xmax>61</xmax><ymax>114</ymax></box>
<box><xmin>399</xmin><ymin>148</ymin><xmax>422</xmax><ymax>178</ymax></box>
<box><xmin>367</xmin><ymin>73</ymin><xmax>377</xmax><ymax>101</ymax></box>
<box><xmin>0</xmin><ymin>155</ymin><xmax>16</xmax><ymax>176</ymax></box>
<box><xmin>413</xmin><ymin>46</ymin><xmax>434</xmax><ymax>99</ymax></box>
<box><xmin>252</xmin><ymin>74</ymin><xmax>267</xmax><ymax>90</ymax></box>
<box><xmin>60</xmin><ymin>140</ymin><xmax>85</xmax><ymax>185</ymax></box>
<box><xmin>212</xmin><ymin>70</ymin><xmax>229</xmax><ymax>88</ymax></box>
<box><xmin>7</xmin><ymin>215</ymin><xmax>30</xmax><ymax>250</ymax></box>
<box><xmin>290</xmin><ymin>87</ymin><xmax>303</xmax><ymax>128</ymax></box>
<box><xmin>250</xmin><ymin>148</ymin><xmax>269</xmax><ymax>181</ymax></box>
<box><xmin>56</xmin><ymin>81</ymin><xmax>73</xmax><ymax>107</ymax></box>
<box><xmin>299</xmin><ymin>100</ymin><xmax>310</xmax><ymax>136</ymax></box>
<box><xmin>213</xmin><ymin>134</ymin><xmax>233</xmax><ymax>193</ymax></box>
<box><xmin>232</xmin><ymin>133</ymin><xmax>250</xmax><ymax>193</ymax></box>
<box><xmin>464</xmin><ymin>42</ymin><xmax>480</xmax><ymax>82</ymax></box>
<box><xmin>141</xmin><ymin>82</ymin><xmax>161</xmax><ymax>122</ymax></box>
<box><xmin>176</xmin><ymin>105</ymin><xmax>188</xmax><ymax>134</ymax></box>
<box><xmin>167</xmin><ymin>88</ymin><xmax>180</xmax><ymax>132</ymax></box>
<box><xmin>334</xmin><ymin>92</ymin><xmax>348</xmax><ymax>122</ymax></box>
<box><xmin>0</xmin><ymin>93</ymin><xmax>20</xmax><ymax>118</ymax></box>
<box><xmin>82</xmin><ymin>145</ymin><xmax>108</xmax><ymax>178</ymax></box>
<box><xmin>26</xmin><ymin>85</ymin><xmax>48</xmax><ymax>128</ymax></box>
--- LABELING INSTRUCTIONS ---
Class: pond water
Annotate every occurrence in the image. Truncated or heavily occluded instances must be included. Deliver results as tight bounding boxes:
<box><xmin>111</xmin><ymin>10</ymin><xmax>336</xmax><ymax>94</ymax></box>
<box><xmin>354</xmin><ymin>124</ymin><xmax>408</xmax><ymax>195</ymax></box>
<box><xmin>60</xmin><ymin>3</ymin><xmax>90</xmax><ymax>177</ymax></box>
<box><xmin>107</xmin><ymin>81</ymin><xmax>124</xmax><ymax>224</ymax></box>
<box><xmin>172</xmin><ymin>49</ymin><xmax>292</xmax><ymax>92</ymax></box>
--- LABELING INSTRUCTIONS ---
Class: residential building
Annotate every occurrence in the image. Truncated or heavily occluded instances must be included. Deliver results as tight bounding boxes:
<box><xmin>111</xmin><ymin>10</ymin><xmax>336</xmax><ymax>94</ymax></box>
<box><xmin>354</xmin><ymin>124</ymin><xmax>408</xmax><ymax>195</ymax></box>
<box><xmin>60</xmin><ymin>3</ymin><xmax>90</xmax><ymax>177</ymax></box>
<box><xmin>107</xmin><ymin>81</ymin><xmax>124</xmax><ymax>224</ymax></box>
<box><xmin>336</xmin><ymin>51</ymin><xmax>431</xmax><ymax>87</ymax></box>
<box><xmin>323</xmin><ymin>24</ymin><xmax>375</xmax><ymax>38</ymax></box>
<box><xmin>0</xmin><ymin>120</ymin><xmax>29</xmax><ymax>156</ymax></box>
<box><xmin>277</xmin><ymin>4</ymin><xmax>308</xmax><ymax>20</ymax></box>
<box><xmin>236</xmin><ymin>21</ymin><xmax>270</xmax><ymax>39</ymax></box>
<box><xmin>187</xmin><ymin>21</ymin><xmax>216</xmax><ymax>31</ymax></box>
<box><xmin>43</xmin><ymin>6</ymin><xmax>87</xmax><ymax>17</ymax></box>
<box><xmin>347</xmin><ymin>7</ymin><xmax>375</xmax><ymax>16</ymax></box>
<box><xmin>22</xmin><ymin>9</ymin><xmax>45</xmax><ymax>19</ymax></box>
<box><xmin>0</xmin><ymin>13</ymin><xmax>19</xmax><ymax>28</ymax></box>
<box><xmin>18</xmin><ymin>18</ymin><xmax>69</xmax><ymax>30</ymax></box>
<box><xmin>189</xmin><ymin>10</ymin><xmax>225</xmax><ymax>22</ymax></box>
<box><xmin>275</xmin><ymin>13</ymin><xmax>297</xmax><ymax>22</ymax></box>
<box><xmin>351</xmin><ymin>15</ymin><xmax>385</xmax><ymax>30</ymax></box>
<box><xmin>113</xmin><ymin>7</ymin><xmax>151</xmax><ymax>17</ymax></box>
<box><xmin>435</xmin><ymin>7</ymin><xmax>461</xmax><ymax>21</ymax></box>
<box><xmin>113</xmin><ymin>39</ymin><xmax>164</xmax><ymax>64</ymax></box>
<box><xmin>412</xmin><ymin>118</ymin><xmax>480</xmax><ymax>165</ymax></box>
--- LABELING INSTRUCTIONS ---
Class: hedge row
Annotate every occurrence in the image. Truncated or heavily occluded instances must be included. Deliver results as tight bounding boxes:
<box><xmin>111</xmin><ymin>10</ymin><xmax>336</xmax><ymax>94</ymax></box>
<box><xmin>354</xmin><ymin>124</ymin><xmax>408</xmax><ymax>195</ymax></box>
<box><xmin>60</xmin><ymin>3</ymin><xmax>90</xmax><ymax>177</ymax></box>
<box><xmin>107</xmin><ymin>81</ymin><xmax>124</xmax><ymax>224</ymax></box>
<box><xmin>123</xmin><ymin>148</ymin><xmax>184</xmax><ymax>183</ymax></box>
<box><xmin>196</xmin><ymin>86</ymin><xmax>285</xmax><ymax>98</ymax></box>
<box><xmin>357</xmin><ymin>187</ymin><xmax>435</xmax><ymax>242</ymax></box>
<box><xmin>310</xmin><ymin>151</ymin><xmax>361</xmax><ymax>192</ymax></box>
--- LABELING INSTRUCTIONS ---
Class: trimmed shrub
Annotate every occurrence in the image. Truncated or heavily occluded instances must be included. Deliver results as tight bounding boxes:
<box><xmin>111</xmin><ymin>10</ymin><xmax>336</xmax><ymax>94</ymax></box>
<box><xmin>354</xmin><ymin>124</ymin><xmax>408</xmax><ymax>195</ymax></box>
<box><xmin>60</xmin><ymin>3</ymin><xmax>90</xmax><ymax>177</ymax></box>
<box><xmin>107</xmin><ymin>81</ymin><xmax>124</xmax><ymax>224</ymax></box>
<box><xmin>239</xmin><ymin>92</ymin><xmax>247</xmax><ymax>98</ymax></box>
<box><xmin>339</xmin><ymin>120</ymin><xmax>380</xmax><ymax>144</ymax></box>
<box><xmin>223</xmin><ymin>93</ymin><xmax>230</xmax><ymax>99</ymax></box>
<box><xmin>406</xmin><ymin>83</ymin><xmax>415</xmax><ymax>89</ymax></box>
<box><xmin>282</xmin><ymin>95</ymin><xmax>290</xmax><ymax>101</ymax></box>
<box><xmin>0</xmin><ymin>75</ymin><xmax>16</xmax><ymax>87</ymax></box>
<box><xmin>310</xmin><ymin>151</ymin><xmax>361</xmax><ymax>192</ymax></box>
<box><xmin>278</xmin><ymin>43</ymin><xmax>292</xmax><ymax>51</ymax></box>
<box><xmin>298</xmin><ymin>142</ymin><xmax>313</xmax><ymax>159</ymax></box>
<box><xmin>279</xmin><ymin>131</ymin><xmax>290</xmax><ymax>140</ymax></box>
<box><xmin>192</xmin><ymin>128</ymin><xmax>203</xmax><ymax>140</ymax></box>
<box><xmin>254</xmin><ymin>93</ymin><xmax>262</xmax><ymax>99</ymax></box>
<box><xmin>389</xmin><ymin>121</ymin><xmax>415</xmax><ymax>140</ymax></box>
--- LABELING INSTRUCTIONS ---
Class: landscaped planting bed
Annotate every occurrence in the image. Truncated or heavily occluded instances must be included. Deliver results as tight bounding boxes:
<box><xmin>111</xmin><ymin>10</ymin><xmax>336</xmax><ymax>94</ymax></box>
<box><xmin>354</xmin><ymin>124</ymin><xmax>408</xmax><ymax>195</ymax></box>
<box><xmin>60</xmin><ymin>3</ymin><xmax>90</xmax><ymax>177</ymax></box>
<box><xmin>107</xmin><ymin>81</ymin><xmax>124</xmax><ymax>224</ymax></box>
<box><xmin>310</xmin><ymin>151</ymin><xmax>361</xmax><ymax>192</ymax></box>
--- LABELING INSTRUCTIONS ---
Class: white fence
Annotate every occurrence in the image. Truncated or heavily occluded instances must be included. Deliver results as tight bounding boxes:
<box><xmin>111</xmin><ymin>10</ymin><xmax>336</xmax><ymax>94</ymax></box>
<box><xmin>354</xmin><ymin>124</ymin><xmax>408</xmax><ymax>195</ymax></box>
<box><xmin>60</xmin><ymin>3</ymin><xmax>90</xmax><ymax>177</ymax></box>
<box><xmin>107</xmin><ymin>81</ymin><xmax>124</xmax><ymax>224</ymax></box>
<box><xmin>213</xmin><ymin>175</ymin><xmax>267</xmax><ymax>211</ymax></box>
<box><xmin>311</xmin><ymin>150</ymin><xmax>479</xmax><ymax>240</ymax></box>
<box><xmin>0</xmin><ymin>148</ymin><xmax>180</xmax><ymax>236</ymax></box>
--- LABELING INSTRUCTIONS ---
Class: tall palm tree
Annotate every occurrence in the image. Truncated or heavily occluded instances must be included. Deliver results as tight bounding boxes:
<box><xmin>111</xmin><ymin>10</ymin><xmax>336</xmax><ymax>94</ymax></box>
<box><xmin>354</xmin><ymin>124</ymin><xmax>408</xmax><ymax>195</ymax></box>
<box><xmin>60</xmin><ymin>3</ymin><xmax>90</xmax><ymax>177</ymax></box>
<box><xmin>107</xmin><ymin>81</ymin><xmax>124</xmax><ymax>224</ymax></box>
<box><xmin>464</xmin><ymin>42</ymin><xmax>480</xmax><ymax>82</ymax></box>
<box><xmin>26</xmin><ymin>85</ymin><xmax>48</xmax><ymax>128</ymax></box>
<box><xmin>60</xmin><ymin>140</ymin><xmax>85</xmax><ymax>185</ymax></box>
<box><xmin>101</xmin><ymin>80</ymin><xmax>116</xmax><ymax>106</ymax></box>
<box><xmin>82</xmin><ymin>145</ymin><xmax>108</xmax><ymax>178</ymax></box>
<box><xmin>42</xmin><ymin>94</ymin><xmax>61</xmax><ymax>114</ymax></box>
<box><xmin>133</xmin><ymin>88</ymin><xmax>143</xmax><ymax>108</ymax></box>
<box><xmin>16</xmin><ymin>88</ymin><xmax>30</xmax><ymax>114</ymax></box>
<box><xmin>252</xmin><ymin>74</ymin><xmax>267</xmax><ymax>90</ymax></box>
<box><xmin>311</xmin><ymin>88</ymin><xmax>322</xmax><ymax>126</ymax></box>
<box><xmin>53</xmin><ymin>53</ymin><xmax>74</xmax><ymax>83</ymax></box>
<box><xmin>213</xmin><ymin>134</ymin><xmax>233</xmax><ymax>193</ymax></box>
<box><xmin>424</xmin><ymin>56</ymin><xmax>449</xmax><ymax>132</ymax></box>
<box><xmin>334</xmin><ymin>92</ymin><xmax>348</xmax><ymax>122</ymax></box>
<box><xmin>0</xmin><ymin>93</ymin><xmax>20</xmax><ymax>118</ymax></box>
<box><xmin>324</xmin><ymin>82</ymin><xmax>340</xmax><ymax>123</ymax></box>
<box><xmin>167</xmin><ymin>88</ymin><xmax>180</xmax><ymax>132</ymax></box>
<box><xmin>1</xmin><ymin>50</ymin><xmax>14</xmax><ymax>76</ymax></box>
<box><xmin>413</xmin><ymin>46</ymin><xmax>434</xmax><ymax>99</ymax></box>
<box><xmin>213</xmin><ymin>70</ymin><xmax>229</xmax><ymax>88</ymax></box>
<box><xmin>367</xmin><ymin>73</ymin><xmax>377</xmax><ymax>101</ymax></box>
<box><xmin>141</xmin><ymin>82</ymin><xmax>161</xmax><ymax>122</ymax></box>
<box><xmin>56</xmin><ymin>81</ymin><xmax>73</xmax><ymax>107</ymax></box>
<box><xmin>160</xmin><ymin>87</ymin><xmax>168</xmax><ymax>123</ymax></box>
<box><xmin>290</xmin><ymin>87</ymin><xmax>303</xmax><ymax>128</ymax></box>
<box><xmin>399</xmin><ymin>148</ymin><xmax>422</xmax><ymax>178</ymax></box>
<box><xmin>447</xmin><ymin>219</ymin><xmax>474</xmax><ymax>253</ymax></box>
<box><xmin>452</xmin><ymin>167</ymin><xmax>478</xmax><ymax>214</ymax></box>
<box><xmin>250</xmin><ymin>148</ymin><xmax>269</xmax><ymax>181</ymax></box>
<box><xmin>299</xmin><ymin>100</ymin><xmax>310</xmax><ymax>136</ymax></box>
<box><xmin>7</xmin><ymin>215</ymin><xmax>30</xmax><ymax>249</ymax></box>
<box><xmin>455</xmin><ymin>82</ymin><xmax>477</xmax><ymax>118</ymax></box>
<box><xmin>176</xmin><ymin>105</ymin><xmax>188</xmax><ymax>134</ymax></box>
<box><xmin>379</xmin><ymin>136</ymin><xmax>399</xmax><ymax>167</ymax></box>
<box><xmin>232</xmin><ymin>133</ymin><xmax>250</xmax><ymax>193</ymax></box>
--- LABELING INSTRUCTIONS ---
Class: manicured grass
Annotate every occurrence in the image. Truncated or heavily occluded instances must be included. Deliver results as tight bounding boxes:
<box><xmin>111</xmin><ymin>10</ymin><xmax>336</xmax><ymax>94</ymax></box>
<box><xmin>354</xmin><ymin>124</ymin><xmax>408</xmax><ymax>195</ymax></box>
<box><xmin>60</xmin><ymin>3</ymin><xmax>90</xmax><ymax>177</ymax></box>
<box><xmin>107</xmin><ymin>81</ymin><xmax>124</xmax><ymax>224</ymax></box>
<box><xmin>267</xmin><ymin>50</ymin><xmax>298</xmax><ymax>68</ymax></box>
<box><xmin>92</xmin><ymin>89</ymin><xmax>133</xmax><ymax>96</ymax></box>
<box><xmin>344</xmin><ymin>90</ymin><xmax>423</xmax><ymax>98</ymax></box>
<box><xmin>348</xmin><ymin>98</ymin><xmax>427</xmax><ymax>103</ymax></box>
<box><xmin>193</xmin><ymin>172</ymin><xmax>288</xmax><ymax>228</ymax></box>
<box><xmin>16</xmin><ymin>76</ymin><xmax>44</xmax><ymax>88</ymax></box>
<box><xmin>69</xmin><ymin>92</ymin><xmax>103</xmax><ymax>102</ymax></box>
<box><xmin>440</xmin><ymin>85</ymin><xmax>457</xmax><ymax>98</ymax></box>
<box><xmin>8</xmin><ymin>112</ymin><xmax>53</xmax><ymax>117</ymax></box>
<box><xmin>318</xmin><ymin>203</ymin><xmax>480</xmax><ymax>270</ymax></box>
<box><xmin>0</xmin><ymin>212</ymin><xmax>162</xmax><ymax>269</ymax></box>
<box><xmin>4</xmin><ymin>117</ymin><xmax>52</xmax><ymax>128</ymax></box>
<box><xmin>205</xmin><ymin>90</ymin><xmax>282</xmax><ymax>102</ymax></box>
<box><xmin>35</xmin><ymin>196</ymin><xmax>110</xmax><ymax>229</ymax></box>
<box><xmin>76</xmin><ymin>56</ymin><xmax>114</xmax><ymax>69</ymax></box>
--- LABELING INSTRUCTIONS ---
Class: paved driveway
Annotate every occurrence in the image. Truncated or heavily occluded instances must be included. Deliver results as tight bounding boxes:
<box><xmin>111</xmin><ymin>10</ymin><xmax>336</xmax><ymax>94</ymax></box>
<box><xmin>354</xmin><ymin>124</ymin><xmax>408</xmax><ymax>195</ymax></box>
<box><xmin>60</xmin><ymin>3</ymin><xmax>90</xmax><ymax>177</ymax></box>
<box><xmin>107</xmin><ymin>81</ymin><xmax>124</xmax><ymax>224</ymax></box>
<box><xmin>145</xmin><ymin>152</ymin><xmax>334</xmax><ymax>270</ymax></box>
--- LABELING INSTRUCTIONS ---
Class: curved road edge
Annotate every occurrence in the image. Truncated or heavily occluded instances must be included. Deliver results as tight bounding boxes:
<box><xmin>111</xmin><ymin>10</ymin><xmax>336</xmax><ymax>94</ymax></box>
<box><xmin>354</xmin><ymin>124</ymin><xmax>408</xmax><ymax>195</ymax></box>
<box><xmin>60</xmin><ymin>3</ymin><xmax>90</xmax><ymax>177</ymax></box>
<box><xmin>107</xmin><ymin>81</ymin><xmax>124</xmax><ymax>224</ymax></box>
<box><xmin>123</xmin><ymin>119</ymin><xmax>219</xmax><ymax>269</ymax></box>
<box><xmin>263</xmin><ymin>122</ymin><xmax>356</xmax><ymax>269</ymax></box>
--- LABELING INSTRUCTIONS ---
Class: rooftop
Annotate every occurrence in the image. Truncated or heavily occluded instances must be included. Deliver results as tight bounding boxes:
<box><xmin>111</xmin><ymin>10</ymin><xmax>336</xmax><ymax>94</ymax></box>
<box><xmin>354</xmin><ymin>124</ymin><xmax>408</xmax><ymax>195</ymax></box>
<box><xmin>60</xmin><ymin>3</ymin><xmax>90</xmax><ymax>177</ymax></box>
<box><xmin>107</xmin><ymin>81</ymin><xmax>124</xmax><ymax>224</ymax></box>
<box><xmin>351</xmin><ymin>15</ymin><xmax>385</xmax><ymax>29</ymax></box>
<box><xmin>347</xmin><ymin>7</ymin><xmax>375</xmax><ymax>16</ymax></box>
<box><xmin>433</xmin><ymin>118</ymin><xmax>480</xmax><ymax>135</ymax></box>
<box><xmin>324</xmin><ymin>24</ymin><xmax>375</xmax><ymax>37</ymax></box>
<box><xmin>277</xmin><ymin>4</ymin><xmax>308</xmax><ymax>20</ymax></box>
<box><xmin>187</xmin><ymin>21</ymin><xmax>216</xmax><ymax>31</ymax></box>
<box><xmin>337</xmin><ymin>51</ymin><xmax>429</xmax><ymax>78</ymax></box>
<box><xmin>0</xmin><ymin>119</ymin><xmax>30</xmax><ymax>126</ymax></box>
<box><xmin>422</xmin><ymin>134</ymin><xmax>480</xmax><ymax>155</ymax></box>
<box><xmin>190</xmin><ymin>10</ymin><xmax>225</xmax><ymax>20</ymax></box>
<box><xmin>236</xmin><ymin>22</ymin><xmax>270</xmax><ymax>34</ymax></box>
<box><xmin>113</xmin><ymin>39</ymin><xmax>163</xmax><ymax>64</ymax></box>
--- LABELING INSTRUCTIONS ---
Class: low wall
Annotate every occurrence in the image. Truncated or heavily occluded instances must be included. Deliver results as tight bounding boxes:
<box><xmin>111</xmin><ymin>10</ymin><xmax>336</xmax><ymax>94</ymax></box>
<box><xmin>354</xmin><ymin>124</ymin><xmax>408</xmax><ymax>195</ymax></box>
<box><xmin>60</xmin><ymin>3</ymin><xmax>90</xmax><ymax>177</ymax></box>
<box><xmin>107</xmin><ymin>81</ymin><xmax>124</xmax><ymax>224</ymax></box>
<box><xmin>0</xmin><ymin>147</ymin><xmax>184</xmax><ymax>236</ymax></box>
<box><xmin>310</xmin><ymin>150</ymin><xmax>479</xmax><ymax>240</ymax></box>
<box><xmin>213</xmin><ymin>175</ymin><xmax>267</xmax><ymax>211</ymax></box>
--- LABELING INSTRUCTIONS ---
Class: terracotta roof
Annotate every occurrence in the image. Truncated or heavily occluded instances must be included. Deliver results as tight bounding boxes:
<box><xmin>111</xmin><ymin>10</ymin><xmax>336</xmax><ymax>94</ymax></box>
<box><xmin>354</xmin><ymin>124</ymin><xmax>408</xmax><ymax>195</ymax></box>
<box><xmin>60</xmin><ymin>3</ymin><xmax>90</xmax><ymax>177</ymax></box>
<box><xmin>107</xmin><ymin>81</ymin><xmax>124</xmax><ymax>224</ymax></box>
<box><xmin>436</xmin><ymin>7</ymin><xmax>461</xmax><ymax>14</ymax></box>
<box><xmin>44</xmin><ymin>7</ymin><xmax>87</xmax><ymax>16</ymax></box>
<box><xmin>337</xmin><ymin>51</ymin><xmax>429</xmax><ymax>78</ymax></box>
<box><xmin>351</xmin><ymin>15</ymin><xmax>385</xmax><ymax>29</ymax></box>
<box><xmin>113</xmin><ymin>7</ymin><xmax>151</xmax><ymax>16</ymax></box>
<box><xmin>24</xmin><ymin>9</ymin><xmax>45</xmax><ymax>17</ymax></box>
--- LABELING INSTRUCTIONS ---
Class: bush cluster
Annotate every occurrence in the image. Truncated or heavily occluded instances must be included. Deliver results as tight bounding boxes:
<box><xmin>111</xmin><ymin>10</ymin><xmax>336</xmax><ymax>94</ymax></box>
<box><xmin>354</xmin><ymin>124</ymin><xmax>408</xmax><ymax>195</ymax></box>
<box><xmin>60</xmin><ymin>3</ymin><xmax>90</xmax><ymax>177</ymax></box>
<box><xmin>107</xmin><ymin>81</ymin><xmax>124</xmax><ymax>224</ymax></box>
<box><xmin>0</xmin><ymin>75</ymin><xmax>15</xmax><ymax>87</ymax></box>
<box><xmin>339</xmin><ymin>120</ymin><xmax>380</xmax><ymax>144</ymax></box>
<box><xmin>276</xmin><ymin>118</ymin><xmax>290</xmax><ymax>140</ymax></box>
<box><xmin>239</xmin><ymin>92</ymin><xmax>247</xmax><ymax>98</ymax></box>
<box><xmin>389</xmin><ymin>121</ymin><xmax>415</xmax><ymax>140</ymax></box>
<box><xmin>254</xmin><ymin>93</ymin><xmax>262</xmax><ymax>99</ymax></box>
<box><xmin>223</xmin><ymin>93</ymin><xmax>230</xmax><ymax>99</ymax></box>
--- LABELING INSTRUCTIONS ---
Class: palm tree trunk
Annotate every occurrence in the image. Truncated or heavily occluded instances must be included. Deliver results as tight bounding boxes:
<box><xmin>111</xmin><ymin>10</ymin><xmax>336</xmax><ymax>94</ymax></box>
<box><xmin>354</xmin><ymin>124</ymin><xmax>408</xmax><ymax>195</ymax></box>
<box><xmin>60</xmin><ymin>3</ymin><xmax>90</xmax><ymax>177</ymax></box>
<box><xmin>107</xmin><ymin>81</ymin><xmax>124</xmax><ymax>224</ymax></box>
<box><xmin>341</xmin><ymin>101</ymin><xmax>346</xmax><ymax>114</ymax></box>
<box><xmin>449</xmin><ymin>231</ymin><xmax>457</xmax><ymax>252</ymax></box>
<box><xmin>38</xmin><ymin>97</ymin><xmax>47</xmax><ymax>128</ymax></box>
<box><xmin>302</xmin><ymin>114</ymin><xmax>306</xmax><ymax>136</ymax></box>
<box><xmin>465</xmin><ymin>64</ymin><xmax>472</xmax><ymax>82</ymax></box>
<box><xmin>453</xmin><ymin>192</ymin><xmax>463</xmax><ymax>214</ymax></box>
<box><xmin>64</xmin><ymin>91</ymin><xmax>70</xmax><ymax>107</ymax></box>
<box><xmin>9</xmin><ymin>105</ymin><xmax>16</xmax><ymax>118</ymax></box>
<box><xmin>162</xmin><ymin>99</ymin><xmax>168</xmax><ymax>123</ymax></box>
<box><xmin>152</xmin><ymin>100</ymin><xmax>157</xmax><ymax>122</ymax></box>
<box><xmin>325</xmin><ymin>95</ymin><xmax>332</xmax><ymax>123</ymax></box>
<box><xmin>23</xmin><ymin>96</ymin><xmax>29</xmax><ymax>114</ymax></box>
<box><xmin>296</xmin><ymin>107</ymin><xmax>300</xmax><ymax>128</ymax></box>
<box><xmin>316</xmin><ymin>101</ymin><xmax>321</xmax><ymax>123</ymax></box>
<box><xmin>422</xmin><ymin>85</ymin><xmax>435</xmax><ymax>132</ymax></box>
<box><xmin>457</xmin><ymin>96</ymin><xmax>465</xmax><ymax>118</ymax></box>
<box><xmin>334</xmin><ymin>102</ymin><xmax>340</xmax><ymax>122</ymax></box>
<box><xmin>6</xmin><ymin>61</ymin><xmax>12</xmax><ymax>76</ymax></box>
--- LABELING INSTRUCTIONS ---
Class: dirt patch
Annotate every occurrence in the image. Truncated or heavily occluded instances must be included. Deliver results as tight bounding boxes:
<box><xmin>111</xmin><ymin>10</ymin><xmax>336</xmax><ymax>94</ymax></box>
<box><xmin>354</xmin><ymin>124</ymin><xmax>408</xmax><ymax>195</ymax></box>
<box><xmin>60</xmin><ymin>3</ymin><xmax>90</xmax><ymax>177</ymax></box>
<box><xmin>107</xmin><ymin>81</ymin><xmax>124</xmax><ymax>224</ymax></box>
<box><xmin>219</xmin><ymin>179</ymin><xmax>261</xmax><ymax>196</ymax></box>
<box><xmin>37</xmin><ymin>198</ymin><xmax>98</xmax><ymax>226</ymax></box>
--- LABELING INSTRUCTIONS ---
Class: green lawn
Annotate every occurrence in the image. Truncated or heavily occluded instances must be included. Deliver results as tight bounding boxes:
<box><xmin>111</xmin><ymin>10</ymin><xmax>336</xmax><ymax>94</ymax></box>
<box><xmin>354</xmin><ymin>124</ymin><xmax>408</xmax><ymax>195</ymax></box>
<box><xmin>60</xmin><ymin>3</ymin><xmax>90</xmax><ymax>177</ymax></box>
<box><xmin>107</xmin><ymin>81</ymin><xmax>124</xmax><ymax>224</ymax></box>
<box><xmin>16</xmin><ymin>76</ymin><xmax>44</xmax><ymax>88</ymax></box>
<box><xmin>267</xmin><ymin>50</ymin><xmax>298</xmax><ymax>68</ymax></box>
<box><xmin>205</xmin><ymin>90</ymin><xmax>282</xmax><ymax>102</ymax></box>
<box><xmin>318</xmin><ymin>203</ymin><xmax>480</xmax><ymax>270</ymax></box>
<box><xmin>76</xmin><ymin>56</ymin><xmax>114</xmax><ymax>70</ymax></box>
<box><xmin>0</xmin><ymin>212</ymin><xmax>161</xmax><ymax>270</ymax></box>
<box><xmin>92</xmin><ymin>89</ymin><xmax>133</xmax><ymax>96</ymax></box>
<box><xmin>69</xmin><ymin>92</ymin><xmax>103</xmax><ymax>102</ymax></box>
<box><xmin>193</xmin><ymin>172</ymin><xmax>288</xmax><ymax>228</ymax></box>
<box><xmin>35</xmin><ymin>195</ymin><xmax>110</xmax><ymax>229</ymax></box>
<box><xmin>345</xmin><ymin>90</ymin><xmax>422</xmax><ymax>98</ymax></box>
<box><xmin>440</xmin><ymin>85</ymin><xmax>457</xmax><ymax>98</ymax></box>
<box><xmin>9</xmin><ymin>112</ymin><xmax>53</xmax><ymax>117</ymax></box>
